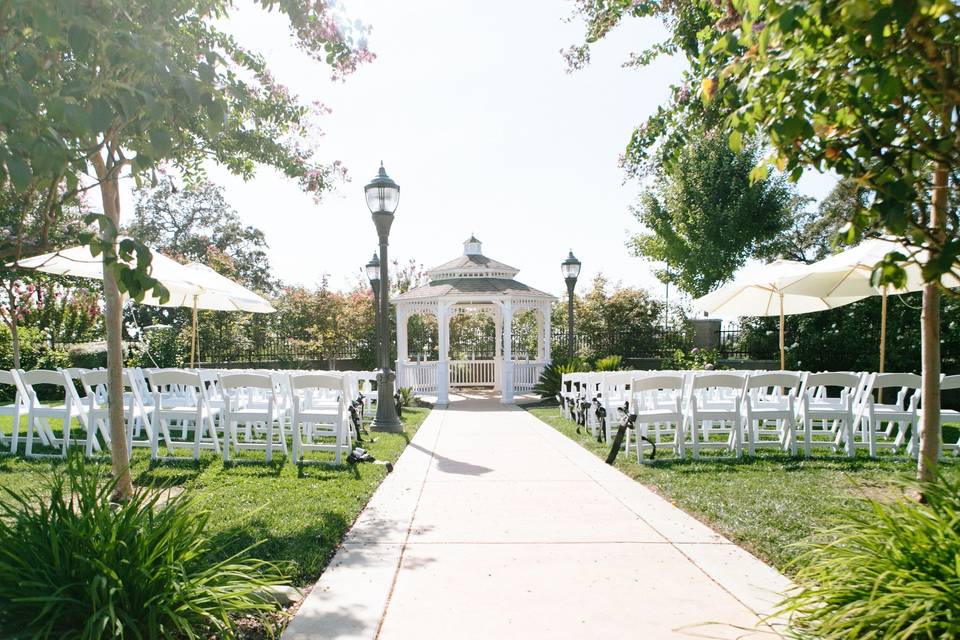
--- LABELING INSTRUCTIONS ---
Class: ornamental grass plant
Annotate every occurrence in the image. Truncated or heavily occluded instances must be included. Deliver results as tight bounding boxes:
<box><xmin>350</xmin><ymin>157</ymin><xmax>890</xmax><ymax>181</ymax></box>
<box><xmin>777</xmin><ymin>474</ymin><xmax>960</xmax><ymax>639</ymax></box>
<box><xmin>0</xmin><ymin>455</ymin><xmax>289</xmax><ymax>639</ymax></box>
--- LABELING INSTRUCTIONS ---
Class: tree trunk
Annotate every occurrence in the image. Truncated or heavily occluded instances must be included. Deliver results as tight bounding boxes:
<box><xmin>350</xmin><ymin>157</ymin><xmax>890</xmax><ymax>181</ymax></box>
<box><xmin>917</xmin><ymin>162</ymin><xmax>947</xmax><ymax>490</ymax></box>
<box><xmin>97</xmin><ymin>164</ymin><xmax>134</xmax><ymax>501</ymax></box>
<box><xmin>10</xmin><ymin>317</ymin><xmax>20</xmax><ymax>370</ymax></box>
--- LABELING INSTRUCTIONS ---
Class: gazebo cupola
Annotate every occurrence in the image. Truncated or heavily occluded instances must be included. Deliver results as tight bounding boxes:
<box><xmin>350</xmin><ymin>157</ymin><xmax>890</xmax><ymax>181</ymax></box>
<box><xmin>392</xmin><ymin>236</ymin><xmax>556</xmax><ymax>405</ymax></box>
<box><xmin>464</xmin><ymin>235</ymin><xmax>482</xmax><ymax>256</ymax></box>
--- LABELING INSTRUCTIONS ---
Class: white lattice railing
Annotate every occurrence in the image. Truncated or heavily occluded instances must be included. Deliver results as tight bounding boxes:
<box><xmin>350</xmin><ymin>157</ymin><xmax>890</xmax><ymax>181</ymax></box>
<box><xmin>398</xmin><ymin>361</ymin><xmax>438</xmax><ymax>393</ymax></box>
<box><xmin>513</xmin><ymin>361</ymin><xmax>545</xmax><ymax>392</ymax></box>
<box><xmin>449</xmin><ymin>360</ymin><xmax>496</xmax><ymax>387</ymax></box>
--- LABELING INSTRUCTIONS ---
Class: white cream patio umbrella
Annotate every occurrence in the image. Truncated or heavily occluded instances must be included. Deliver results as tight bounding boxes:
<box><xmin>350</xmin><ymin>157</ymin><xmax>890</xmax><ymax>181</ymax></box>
<box><xmin>778</xmin><ymin>238</ymin><xmax>960</xmax><ymax>373</ymax></box>
<box><xmin>159</xmin><ymin>262</ymin><xmax>276</xmax><ymax>366</ymax></box>
<box><xmin>692</xmin><ymin>259</ymin><xmax>867</xmax><ymax>369</ymax></box>
<box><xmin>12</xmin><ymin>240</ymin><xmax>207</xmax><ymax>304</ymax></box>
<box><xmin>13</xmin><ymin>244</ymin><xmax>275</xmax><ymax>366</ymax></box>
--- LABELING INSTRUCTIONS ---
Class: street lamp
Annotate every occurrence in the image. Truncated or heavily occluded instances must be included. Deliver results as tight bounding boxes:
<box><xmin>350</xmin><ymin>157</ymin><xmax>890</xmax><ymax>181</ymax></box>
<box><xmin>364</xmin><ymin>163</ymin><xmax>403</xmax><ymax>432</ymax></box>
<box><xmin>365</xmin><ymin>251</ymin><xmax>381</xmax><ymax>369</ymax></box>
<box><xmin>561</xmin><ymin>250</ymin><xmax>581</xmax><ymax>360</ymax></box>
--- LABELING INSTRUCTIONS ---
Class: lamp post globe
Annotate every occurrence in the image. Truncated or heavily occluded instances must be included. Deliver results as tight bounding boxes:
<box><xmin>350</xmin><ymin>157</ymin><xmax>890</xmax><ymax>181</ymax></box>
<box><xmin>561</xmin><ymin>250</ymin><xmax>581</xmax><ymax>360</ymax></box>
<box><xmin>364</xmin><ymin>164</ymin><xmax>403</xmax><ymax>432</ymax></box>
<box><xmin>366</xmin><ymin>252</ymin><xmax>382</xmax><ymax>369</ymax></box>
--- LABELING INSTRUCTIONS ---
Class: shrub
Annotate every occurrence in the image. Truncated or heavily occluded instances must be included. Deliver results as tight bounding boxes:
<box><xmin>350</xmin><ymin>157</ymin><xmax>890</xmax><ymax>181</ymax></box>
<box><xmin>593</xmin><ymin>355</ymin><xmax>624</xmax><ymax>371</ymax></box>
<box><xmin>534</xmin><ymin>358</ymin><xmax>589</xmax><ymax>399</ymax></box>
<box><xmin>661</xmin><ymin>347</ymin><xmax>719</xmax><ymax>370</ymax></box>
<box><xmin>0</xmin><ymin>456</ymin><xmax>289</xmax><ymax>639</ymax></box>
<box><xmin>777</xmin><ymin>475</ymin><xmax>960</xmax><ymax>639</ymax></box>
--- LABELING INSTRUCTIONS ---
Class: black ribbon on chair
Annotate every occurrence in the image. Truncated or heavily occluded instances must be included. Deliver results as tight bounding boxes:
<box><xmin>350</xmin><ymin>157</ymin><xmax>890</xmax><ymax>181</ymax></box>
<box><xmin>605</xmin><ymin>401</ymin><xmax>656</xmax><ymax>465</ymax></box>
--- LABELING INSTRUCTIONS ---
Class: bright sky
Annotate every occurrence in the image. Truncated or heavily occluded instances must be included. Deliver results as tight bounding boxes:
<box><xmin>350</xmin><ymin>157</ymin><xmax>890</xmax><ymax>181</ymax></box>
<box><xmin>119</xmin><ymin>0</ymin><xmax>837</xmax><ymax>303</ymax></box>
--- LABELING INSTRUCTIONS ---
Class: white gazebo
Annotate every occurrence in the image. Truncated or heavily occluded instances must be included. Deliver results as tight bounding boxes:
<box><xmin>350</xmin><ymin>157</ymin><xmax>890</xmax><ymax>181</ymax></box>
<box><xmin>393</xmin><ymin>236</ymin><xmax>556</xmax><ymax>404</ymax></box>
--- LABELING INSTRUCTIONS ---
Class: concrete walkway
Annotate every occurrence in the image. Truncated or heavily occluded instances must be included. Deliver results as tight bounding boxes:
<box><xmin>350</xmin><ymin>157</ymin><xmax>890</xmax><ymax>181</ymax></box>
<box><xmin>284</xmin><ymin>395</ymin><xmax>792</xmax><ymax>639</ymax></box>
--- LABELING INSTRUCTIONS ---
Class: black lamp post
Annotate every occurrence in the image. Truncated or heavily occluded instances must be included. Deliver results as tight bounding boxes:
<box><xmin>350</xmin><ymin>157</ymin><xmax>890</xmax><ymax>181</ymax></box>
<box><xmin>365</xmin><ymin>251</ymin><xmax>381</xmax><ymax>369</ymax></box>
<box><xmin>364</xmin><ymin>163</ymin><xmax>403</xmax><ymax>432</ymax></box>
<box><xmin>561</xmin><ymin>250</ymin><xmax>581</xmax><ymax>360</ymax></box>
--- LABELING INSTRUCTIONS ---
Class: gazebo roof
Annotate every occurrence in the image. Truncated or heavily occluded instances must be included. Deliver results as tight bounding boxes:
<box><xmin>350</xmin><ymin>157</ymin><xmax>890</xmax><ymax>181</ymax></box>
<box><xmin>393</xmin><ymin>236</ymin><xmax>556</xmax><ymax>303</ymax></box>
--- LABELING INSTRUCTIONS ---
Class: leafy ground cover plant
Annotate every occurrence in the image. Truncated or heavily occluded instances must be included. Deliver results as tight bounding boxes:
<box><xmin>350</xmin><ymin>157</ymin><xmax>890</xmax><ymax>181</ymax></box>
<box><xmin>776</xmin><ymin>474</ymin><xmax>960</xmax><ymax>639</ymax></box>
<box><xmin>0</xmin><ymin>455</ymin><xmax>288</xmax><ymax>639</ymax></box>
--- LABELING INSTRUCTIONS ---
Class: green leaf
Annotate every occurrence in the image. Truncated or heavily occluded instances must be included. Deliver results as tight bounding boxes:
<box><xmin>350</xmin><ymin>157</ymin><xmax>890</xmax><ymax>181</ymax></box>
<box><xmin>6</xmin><ymin>156</ymin><xmax>32</xmax><ymax>191</ymax></box>
<box><xmin>149</xmin><ymin>129</ymin><xmax>173</xmax><ymax>157</ymax></box>
<box><xmin>90</xmin><ymin>98</ymin><xmax>114</xmax><ymax>132</ymax></box>
<box><xmin>728</xmin><ymin>129</ymin><xmax>743</xmax><ymax>152</ymax></box>
<box><xmin>68</xmin><ymin>26</ymin><xmax>92</xmax><ymax>57</ymax></box>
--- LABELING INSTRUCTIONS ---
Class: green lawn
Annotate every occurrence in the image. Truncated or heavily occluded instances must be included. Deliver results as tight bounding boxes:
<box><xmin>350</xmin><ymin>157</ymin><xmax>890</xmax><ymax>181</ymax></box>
<box><xmin>0</xmin><ymin>407</ymin><xmax>429</xmax><ymax>587</ymax></box>
<box><xmin>526</xmin><ymin>404</ymin><xmax>960</xmax><ymax>575</ymax></box>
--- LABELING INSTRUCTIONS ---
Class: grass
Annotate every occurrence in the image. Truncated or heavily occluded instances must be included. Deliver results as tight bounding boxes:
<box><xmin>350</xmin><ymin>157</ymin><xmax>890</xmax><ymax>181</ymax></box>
<box><xmin>0</xmin><ymin>406</ymin><xmax>429</xmax><ymax>587</ymax></box>
<box><xmin>526</xmin><ymin>403</ymin><xmax>960</xmax><ymax>575</ymax></box>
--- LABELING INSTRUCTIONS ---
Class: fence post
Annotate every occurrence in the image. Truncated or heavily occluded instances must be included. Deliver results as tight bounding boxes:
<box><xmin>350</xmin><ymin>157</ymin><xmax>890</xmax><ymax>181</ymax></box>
<box><xmin>691</xmin><ymin>319</ymin><xmax>722</xmax><ymax>351</ymax></box>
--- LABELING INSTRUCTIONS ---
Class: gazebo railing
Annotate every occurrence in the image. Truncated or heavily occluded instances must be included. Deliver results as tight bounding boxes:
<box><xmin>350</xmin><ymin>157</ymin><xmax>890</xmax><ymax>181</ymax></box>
<box><xmin>449</xmin><ymin>360</ymin><xmax>496</xmax><ymax>387</ymax></box>
<box><xmin>513</xmin><ymin>361</ymin><xmax>545</xmax><ymax>392</ymax></box>
<box><xmin>397</xmin><ymin>360</ymin><xmax>438</xmax><ymax>394</ymax></box>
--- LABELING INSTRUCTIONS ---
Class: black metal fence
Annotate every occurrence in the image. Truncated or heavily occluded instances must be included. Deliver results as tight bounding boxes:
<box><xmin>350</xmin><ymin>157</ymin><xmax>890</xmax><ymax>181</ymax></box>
<box><xmin>199</xmin><ymin>336</ymin><xmax>372</xmax><ymax>367</ymax></box>
<box><xmin>552</xmin><ymin>328</ymin><xmax>691</xmax><ymax>360</ymax></box>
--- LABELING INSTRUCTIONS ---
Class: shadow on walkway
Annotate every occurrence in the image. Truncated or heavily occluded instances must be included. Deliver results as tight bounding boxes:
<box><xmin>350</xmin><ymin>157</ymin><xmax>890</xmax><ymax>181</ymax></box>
<box><xmin>408</xmin><ymin>441</ymin><xmax>493</xmax><ymax>477</ymax></box>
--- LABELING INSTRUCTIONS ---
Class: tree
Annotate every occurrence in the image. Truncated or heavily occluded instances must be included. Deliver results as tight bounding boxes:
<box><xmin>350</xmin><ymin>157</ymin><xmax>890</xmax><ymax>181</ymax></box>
<box><xmin>0</xmin><ymin>185</ymin><xmax>90</xmax><ymax>367</ymax></box>
<box><xmin>568</xmin><ymin>0</ymin><xmax>959</xmax><ymax>489</ymax></box>
<box><xmin>551</xmin><ymin>274</ymin><xmax>665</xmax><ymax>361</ymax></box>
<box><xmin>127</xmin><ymin>179</ymin><xmax>276</xmax><ymax>293</ymax></box>
<box><xmin>0</xmin><ymin>0</ymin><xmax>372</xmax><ymax>499</ymax></box>
<box><xmin>707</xmin><ymin>0</ymin><xmax>959</xmax><ymax>488</ymax></box>
<box><xmin>773</xmin><ymin>179</ymin><xmax>869</xmax><ymax>264</ymax></box>
<box><xmin>631</xmin><ymin>134</ymin><xmax>794</xmax><ymax>296</ymax></box>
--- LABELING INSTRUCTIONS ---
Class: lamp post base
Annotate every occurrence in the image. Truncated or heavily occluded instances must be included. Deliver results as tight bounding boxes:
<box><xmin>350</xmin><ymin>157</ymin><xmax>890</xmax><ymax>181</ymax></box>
<box><xmin>371</xmin><ymin>370</ymin><xmax>403</xmax><ymax>433</ymax></box>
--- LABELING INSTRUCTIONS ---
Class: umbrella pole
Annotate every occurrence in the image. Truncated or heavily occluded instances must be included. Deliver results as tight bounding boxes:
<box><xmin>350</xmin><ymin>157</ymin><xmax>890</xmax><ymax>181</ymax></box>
<box><xmin>190</xmin><ymin>297</ymin><xmax>198</xmax><ymax>368</ymax></box>
<box><xmin>879</xmin><ymin>286</ymin><xmax>888</xmax><ymax>403</ymax></box>
<box><xmin>779</xmin><ymin>293</ymin><xmax>785</xmax><ymax>370</ymax></box>
<box><xmin>879</xmin><ymin>286</ymin><xmax>888</xmax><ymax>374</ymax></box>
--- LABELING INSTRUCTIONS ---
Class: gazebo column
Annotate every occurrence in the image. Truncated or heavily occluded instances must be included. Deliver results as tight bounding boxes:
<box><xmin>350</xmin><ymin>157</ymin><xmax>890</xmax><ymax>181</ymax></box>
<box><xmin>395</xmin><ymin>306</ymin><xmax>409</xmax><ymax>386</ymax></box>
<box><xmin>493</xmin><ymin>307</ymin><xmax>503</xmax><ymax>391</ymax></box>
<box><xmin>542</xmin><ymin>302</ymin><xmax>552</xmax><ymax>363</ymax></box>
<box><xmin>436</xmin><ymin>301</ymin><xmax>450</xmax><ymax>405</ymax></box>
<box><xmin>500</xmin><ymin>299</ymin><xmax>514</xmax><ymax>404</ymax></box>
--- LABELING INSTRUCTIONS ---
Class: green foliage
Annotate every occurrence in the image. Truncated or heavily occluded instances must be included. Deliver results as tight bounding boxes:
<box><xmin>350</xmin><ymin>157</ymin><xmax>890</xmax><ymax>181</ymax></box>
<box><xmin>396</xmin><ymin>387</ymin><xmax>416</xmax><ymax>409</ymax></box>
<box><xmin>777</xmin><ymin>474</ymin><xmax>960</xmax><ymax>639</ymax></box>
<box><xmin>631</xmin><ymin>134</ymin><xmax>795</xmax><ymax>296</ymax></box>
<box><xmin>533</xmin><ymin>357</ymin><xmax>593</xmax><ymax>399</ymax></box>
<box><xmin>534</xmin><ymin>362</ymin><xmax>578</xmax><ymax>399</ymax></box>
<box><xmin>661</xmin><ymin>347</ymin><xmax>719</xmax><ymax>370</ymax></box>
<box><xmin>715</xmin><ymin>0</ymin><xmax>960</xmax><ymax>283</ymax></box>
<box><xmin>0</xmin><ymin>455</ymin><xmax>288</xmax><ymax>639</ymax></box>
<box><xmin>552</xmin><ymin>274</ymin><xmax>667</xmax><ymax>361</ymax></box>
<box><xmin>593</xmin><ymin>355</ymin><xmax>624</xmax><ymax>371</ymax></box>
<box><xmin>126</xmin><ymin>180</ymin><xmax>278</xmax><ymax>295</ymax></box>
<box><xmin>735</xmin><ymin>292</ymin><xmax>960</xmax><ymax>375</ymax></box>
<box><xmin>130</xmin><ymin>326</ymin><xmax>189</xmax><ymax>368</ymax></box>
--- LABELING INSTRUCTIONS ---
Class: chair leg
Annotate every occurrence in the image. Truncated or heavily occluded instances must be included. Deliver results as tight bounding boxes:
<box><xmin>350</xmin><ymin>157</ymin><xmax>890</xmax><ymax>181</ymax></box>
<box><xmin>10</xmin><ymin>406</ymin><xmax>20</xmax><ymax>454</ymax></box>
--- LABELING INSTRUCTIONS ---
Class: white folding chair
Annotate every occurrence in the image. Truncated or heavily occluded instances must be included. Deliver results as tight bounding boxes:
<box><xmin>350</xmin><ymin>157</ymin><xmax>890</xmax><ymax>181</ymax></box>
<box><xmin>219</xmin><ymin>372</ymin><xmax>288</xmax><ymax>463</ymax></box>
<box><xmin>0</xmin><ymin>370</ymin><xmax>28</xmax><ymax>453</ymax></box>
<box><xmin>600</xmin><ymin>371</ymin><xmax>634</xmax><ymax>443</ymax></box>
<box><xmin>683</xmin><ymin>372</ymin><xmax>747</xmax><ymax>458</ymax></box>
<box><xmin>289</xmin><ymin>373</ymin><xmax>351</xmax><ymax>465</ymax></box>
<box><xmin>857</xmin><ymin>372</ymin><xmax>921</xmax><ymax>457</ymax></box>
<box><xmin>628</xmin><ymin>373</ymin><xmax>685</xmax><ymax>461</ymax></box>
<box><xmin>79</xmin><ymin>369</ymin><xmax>155</xmax><ymax>457</ymax></box>
<box><xmin>797</xmin><ymin>372</ymin><xmax>862</xmax><ymax>457</ymax></box>
<box><xmin>741</xmin><ymin>371</ymin><xmax>803</xmax><ymax>455</ymax></box>
<box><xmin>933</xmin><ymin>374</ymin><xmax>960</xmax><ymax>456</ymax></box>
<box><xmin>20</xmin><ymin>369</ymin><xmax>88</xmax><ymax>458</ymax></box>
<box><xmin>148</xmin><ymin>369</ymin><xmax>219</xmax><ymax>460</ymax></box>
